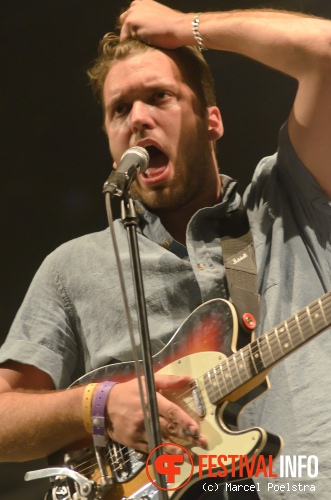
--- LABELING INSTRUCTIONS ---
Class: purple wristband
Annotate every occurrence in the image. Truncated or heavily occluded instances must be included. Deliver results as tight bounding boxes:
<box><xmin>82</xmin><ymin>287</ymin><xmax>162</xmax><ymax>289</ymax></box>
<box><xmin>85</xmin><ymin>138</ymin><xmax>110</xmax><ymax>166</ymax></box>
<box><xmin>92</xmin><ymin>380</ymin><xmax>118</xmax><ymax>447</ymax></box>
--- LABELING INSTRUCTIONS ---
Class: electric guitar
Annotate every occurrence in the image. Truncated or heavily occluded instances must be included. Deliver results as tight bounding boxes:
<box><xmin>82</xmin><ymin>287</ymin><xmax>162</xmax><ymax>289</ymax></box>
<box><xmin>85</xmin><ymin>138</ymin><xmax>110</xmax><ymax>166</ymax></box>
<box><xmin>25</xmin><ymin>292</ymin><xmax>331</xmax><ymax>499</ymax></box>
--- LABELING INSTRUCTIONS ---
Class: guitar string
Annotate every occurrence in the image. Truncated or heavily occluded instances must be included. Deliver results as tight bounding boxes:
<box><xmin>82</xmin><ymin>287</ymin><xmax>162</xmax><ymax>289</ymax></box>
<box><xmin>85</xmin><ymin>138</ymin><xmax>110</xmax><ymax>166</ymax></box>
<box><xmin>73</xmin><ymin>295</ymin><xmax>331</xmax><ymax>480</ymax></box>
<box><xmin>216</xmin><ymin>300</ymin><xmax>327</xmax><ymax>397</ymax></box>
<box><xmin>72</xmin><ymin>300</ymin><xmax>331</xmax><ymax>476</ymax></box>
<box><xmin>153</xmin><ymin>297</ymin><xmax>331</xmax><ymax>417</ymax></box>
<box><xmin>73</xmin><ymin>447</ymin><xmax>139</xmax><ymax>480</ymax></box>
<box><xmin>99</xmin><ymin>297</ymin><xmax>331</xmax><ymax>445</ymax></box>
<box><xmin>74</xmin><ymin>447</ymin><xmax>259</xmax><ymax>490</ymax></box>
<box><xmin>202</xmin><ymin>297</ymin><xmax>331</xmax><ymax>403</ymax></box>
<box><xmin>219</xmin><ymin>306</ymin><xmax>331</xmax><ymax>403</ymax></box>
<box><xmin>147</xmin><ymin>296</ymin><xmax>331</xmax><ymax>408</ymax></box>
<box><xmin>126</xmin><ymin>297</ymin><xmax>331</xmax><ymax>422</ymax></box>
<box><xmin>72</xmin><ymin>440</ymin><xmax>141</xmax><ymax>477</ymax></box>
<box><xmin>163</xmin><ymin>298</ymin><xmax>331</xmax><ymax>433</ymax></box>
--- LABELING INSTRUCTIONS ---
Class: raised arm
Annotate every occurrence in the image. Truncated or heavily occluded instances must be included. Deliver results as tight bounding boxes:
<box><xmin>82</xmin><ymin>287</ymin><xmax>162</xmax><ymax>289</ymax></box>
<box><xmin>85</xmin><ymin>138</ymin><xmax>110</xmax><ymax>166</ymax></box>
<box><xmin>120</xmin><ymin>0</ymin><xmax>331</xmax><ymax>197</ymax></box>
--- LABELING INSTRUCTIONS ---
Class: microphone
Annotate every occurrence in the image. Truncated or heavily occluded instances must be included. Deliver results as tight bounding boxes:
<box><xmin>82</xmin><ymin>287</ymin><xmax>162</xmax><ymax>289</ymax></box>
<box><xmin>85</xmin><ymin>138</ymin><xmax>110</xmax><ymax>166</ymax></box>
<box><xmin>103</xmin><ymin>146</ymin><xmax>150</xmax><ymax>197</ymax></box>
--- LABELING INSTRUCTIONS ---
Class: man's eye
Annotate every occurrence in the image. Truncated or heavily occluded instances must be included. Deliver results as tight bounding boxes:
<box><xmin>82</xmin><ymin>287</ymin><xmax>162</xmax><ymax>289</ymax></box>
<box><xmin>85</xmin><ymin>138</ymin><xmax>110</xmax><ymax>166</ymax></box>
<box><xmin>114</xmin><ymin>103</ymin><xmax>129</xmax><ymax>116</ymax></box>
<box><xmin>155</xmin><ymin>91</ymin><xmax>169</xmax><ymax>100</ymax></box>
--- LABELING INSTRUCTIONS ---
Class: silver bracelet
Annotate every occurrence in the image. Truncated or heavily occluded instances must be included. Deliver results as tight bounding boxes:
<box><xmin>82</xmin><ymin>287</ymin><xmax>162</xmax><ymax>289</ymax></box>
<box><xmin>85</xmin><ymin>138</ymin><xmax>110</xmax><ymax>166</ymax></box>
<box><xmin>192</xmin><ymin>13</ymin><xmax>207</xmax><ymax>52</ymax></box>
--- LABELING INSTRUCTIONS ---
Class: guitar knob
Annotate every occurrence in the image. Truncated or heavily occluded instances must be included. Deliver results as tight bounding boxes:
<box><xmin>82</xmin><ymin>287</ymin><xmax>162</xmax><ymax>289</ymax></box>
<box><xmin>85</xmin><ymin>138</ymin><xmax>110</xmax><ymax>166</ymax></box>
<box><xmin>242</xmin><ymin>312</ymin><xmax>256</xmax><ymax>330</ymax></box>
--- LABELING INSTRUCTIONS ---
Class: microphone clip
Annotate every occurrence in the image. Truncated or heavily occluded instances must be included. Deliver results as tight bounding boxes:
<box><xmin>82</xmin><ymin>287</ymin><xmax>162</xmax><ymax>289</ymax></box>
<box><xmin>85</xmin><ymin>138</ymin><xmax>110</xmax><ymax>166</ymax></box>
<box><xmin>102</xmin><ymin>146</ymin><xmax>150</xmax><ymax>198</ymax></box>
<box><xmin>102</xmin><ymin>163</ymin><xmax>140</xmax><ymax>197</ymax></box>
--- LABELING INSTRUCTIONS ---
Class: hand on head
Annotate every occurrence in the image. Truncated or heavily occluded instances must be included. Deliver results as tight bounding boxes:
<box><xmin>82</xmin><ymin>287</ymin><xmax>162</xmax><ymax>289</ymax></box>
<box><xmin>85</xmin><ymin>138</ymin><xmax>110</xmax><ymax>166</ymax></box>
<box><xmin>119</xmin><ymin>0</ymin><xmax>193</xmax><ymax>49</ymax></box>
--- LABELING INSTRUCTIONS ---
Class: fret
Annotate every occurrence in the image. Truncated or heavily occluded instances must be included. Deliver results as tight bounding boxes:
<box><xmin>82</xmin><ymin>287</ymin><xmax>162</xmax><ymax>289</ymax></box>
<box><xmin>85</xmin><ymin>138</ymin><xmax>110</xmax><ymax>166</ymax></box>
<box><xmin>249</xmin><ymin>339</ymin><xmax>265</xmax><ymax>374</ymax></box>
<box><xmin>204</xmin><ymin>292</ymin><xmax>331</xmax><ymax>405</ymax></box>
<box><xmin>225</xmin><ymin>358</ymin><xmax>238</xmax><ymax>390</ymax></box>
<box><xmin>238</xmin><ymin>349</ymin><xmax>251</xmax><ymax>381</ymax></box>
<box><xmin>271</xmin><ymin>326</ymin><xmax>284</xmax><ymax>361</ymax></box>
<box><xmin>224</xmin><ymin>357</ymin><xmax>236</xmax><ymax>391</ymax></box>
<box><xmin>204</xmin><ymin>370</ymin><xmax>217</xmax><ymax>403</ymax></box>
<box><xmin>309</xmin><ymin>300</ymin><xmax>328</xmax><ymax>337</ymax></box>
<box><xmin>288</xmin><ymin>317</ymin><xmax>303</xmax><ymax>348</ymax></box>
<box><xmin>283</xmin><ymin>320</ymin><xmax>295</xmax><ymax>349</ymax></box>
<box><xmin>319</xmin><ymin>298</ymin><xmax>328</xmax><ymax>325</ymax></box>
<box><xmin>321</xmin><ymin>294</ymin><xmax>331</xmax><ymax>323</ymax></box>
<box><xmin>231</xmin><ymin>350</ymin><xmax>246</xmax><ymax>385</ymax></box>
<box><xmin>264</xmin><ymin>332</ymin><xmax>275</xmax><ymax>365</ymax></box>
<box><xmin>212</xmin><ymin>366</ymin><xmax>226</xmax><ymax>403</ymax></box>
<box><xmin>294</xmin><ymin>313</ymin><xmax>304</xmax><ymax>343</ymax></box>
<box><xmin>296</xmin><ymin>301</ymin><xmax>326</xmax><ymax>343</ymax></box>
<box><xmin>294</xmin><ymin>311</ymin><xmax>307</xmax><ymax>342</ymax></box>
<box><xmin>260</xmin><ymin>294</ymin><xmax>331</xmax><ymax>369</ymax></box>
<box><xmin>255</xmin><ymin>336</ymin><xmax>270</xmax><ymax>370</ymax></box>
<box><xmin>277</xmin><ymin>322</ymin><xmax>292</xmax><ymax>352</ymax></box>
<box><xmin>306</xmin><ymin>306</ymin><xmax>316</xmax><ymax>335</ymax></box>
<box><xmin>204</xmin><ymin>368</ymin><xmax>219</xmax><ymax>402</ymax></box>
<box><xmin>270</xmin><ymin>323</ymin><xmax>291</xmax><ymax>365</ymax></box>
<box><xmin>216</xmin><ymin>362</ymin><xmax>231</xmax><ymax>394</ymax></box>
<box><xmin>242</xmin><ymin>348</ymin><xmax>256</xmax><ymax>381</ymax></box>
<box><xmin>247</xmin><ymin>343</ymin><xmax>257</xmax><ymax>375</ymax></box>
<box><xmin>216</xmin><ymin>363</ymin><xmax>231</xmax><ymax>394</ymax></box>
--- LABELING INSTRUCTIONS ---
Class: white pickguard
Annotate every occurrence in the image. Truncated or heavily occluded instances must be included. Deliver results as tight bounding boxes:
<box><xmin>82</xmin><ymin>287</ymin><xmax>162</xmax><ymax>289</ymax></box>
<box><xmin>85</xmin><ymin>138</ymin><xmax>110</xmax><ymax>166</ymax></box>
<box><xmin>158</xmin><ymin>352</ymin><xmax>267</xmax><ymax>493</ymax></box>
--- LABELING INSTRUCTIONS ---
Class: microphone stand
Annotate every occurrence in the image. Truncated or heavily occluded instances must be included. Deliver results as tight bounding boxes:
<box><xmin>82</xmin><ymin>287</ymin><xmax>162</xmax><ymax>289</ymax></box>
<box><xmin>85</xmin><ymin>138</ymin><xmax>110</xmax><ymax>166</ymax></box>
<box><xmin>103</xmin><ymin>182</ymin><xmax>169</xmax><ymax>499</ymax></box>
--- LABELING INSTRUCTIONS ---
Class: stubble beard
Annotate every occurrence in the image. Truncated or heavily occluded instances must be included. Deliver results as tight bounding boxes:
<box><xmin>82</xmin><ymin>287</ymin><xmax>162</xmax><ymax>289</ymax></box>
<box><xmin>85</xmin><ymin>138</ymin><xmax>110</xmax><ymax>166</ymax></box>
<box><xmin>130</xmin><ymin>169</ymin><xmax>202</xmax><ymax>213</ymax></box>
<box><xmin>130</xmin><ymin>134</ymin><xmax>214</xmax><ymax>214</ymax></box>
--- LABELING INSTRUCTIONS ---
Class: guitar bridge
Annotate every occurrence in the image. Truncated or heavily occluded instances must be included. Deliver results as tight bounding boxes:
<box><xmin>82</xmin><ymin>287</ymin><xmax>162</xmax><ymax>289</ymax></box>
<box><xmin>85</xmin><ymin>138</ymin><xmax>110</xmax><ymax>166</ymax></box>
<box><xmin>25</xmin><ymin>466</ymin><xmax>95</xmax><ymax>498</ymax></box>
<box><xmin>109</xmin><ymin>442</ymin><xmax>131</xmax><ymax>481</ymax></box>
<box><xmin>190</xmin><ymin>379</ymin><xmax>206</xmax><ymax>417</ymax></box>
<box><xmin>109</xmin><ymin>442</ymin><xmax>146</xmax><ymax>483</ymax></box>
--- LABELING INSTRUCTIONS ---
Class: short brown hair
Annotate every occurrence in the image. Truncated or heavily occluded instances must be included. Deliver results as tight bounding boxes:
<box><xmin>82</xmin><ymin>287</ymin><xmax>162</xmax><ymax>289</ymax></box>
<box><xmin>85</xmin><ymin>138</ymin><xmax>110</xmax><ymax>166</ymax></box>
<box><xmin>88</xmin><ymin>33</ymin><xmax>216</xmax><ymax>110</ymax></box>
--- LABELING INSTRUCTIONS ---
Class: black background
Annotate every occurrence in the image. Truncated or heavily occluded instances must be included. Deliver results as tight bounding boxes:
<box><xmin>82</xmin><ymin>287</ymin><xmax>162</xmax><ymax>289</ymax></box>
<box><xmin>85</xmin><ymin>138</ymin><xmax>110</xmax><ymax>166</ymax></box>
<box><xmin>1</xmin><ymin>1</ymin><xmax>330</xmax><ymax>498</ymax></box>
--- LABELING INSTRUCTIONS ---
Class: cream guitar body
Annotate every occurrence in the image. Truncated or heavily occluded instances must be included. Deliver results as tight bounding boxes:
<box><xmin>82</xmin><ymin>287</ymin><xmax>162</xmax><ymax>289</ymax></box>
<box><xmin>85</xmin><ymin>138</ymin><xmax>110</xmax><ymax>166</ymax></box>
<box><xmin>25</xmin><ymin>293</ymin><xmax>331</xmax><ymax>499</ymax></box>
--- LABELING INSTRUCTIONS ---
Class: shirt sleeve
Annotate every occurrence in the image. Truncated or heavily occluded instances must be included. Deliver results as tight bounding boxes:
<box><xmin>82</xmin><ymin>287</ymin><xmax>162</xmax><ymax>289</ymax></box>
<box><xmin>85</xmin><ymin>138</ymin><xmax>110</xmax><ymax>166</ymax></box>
<box><xmin>0</xmin><ymin>252</ymin><xmax>82</xmax><ymax>389</ymax></box>
<box><xmin>244</xmin><ymin>121</ymin><xmax>331</xmax><ymax>216</ymax></box>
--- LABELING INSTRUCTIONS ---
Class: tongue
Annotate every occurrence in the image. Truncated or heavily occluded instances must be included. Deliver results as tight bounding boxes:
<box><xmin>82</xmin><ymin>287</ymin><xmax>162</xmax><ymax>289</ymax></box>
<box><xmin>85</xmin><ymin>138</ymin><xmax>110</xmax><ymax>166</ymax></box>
<box><xmin>144</xmin><ymin>151</ymin><xmax>168</xmax><ymax>177</ymax></box>
<box><xmin>144</xmin><ymin>165</ymin><xmax>167</xmax><ymax>178</ymax></box>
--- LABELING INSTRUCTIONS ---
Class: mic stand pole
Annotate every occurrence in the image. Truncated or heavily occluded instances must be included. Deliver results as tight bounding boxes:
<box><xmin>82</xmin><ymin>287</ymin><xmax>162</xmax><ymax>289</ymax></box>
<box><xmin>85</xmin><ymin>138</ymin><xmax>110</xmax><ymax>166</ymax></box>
<box><xmin>120</xmin><ymin>192</ymin><xmax>168</xmax><ymax>498</ymax></box>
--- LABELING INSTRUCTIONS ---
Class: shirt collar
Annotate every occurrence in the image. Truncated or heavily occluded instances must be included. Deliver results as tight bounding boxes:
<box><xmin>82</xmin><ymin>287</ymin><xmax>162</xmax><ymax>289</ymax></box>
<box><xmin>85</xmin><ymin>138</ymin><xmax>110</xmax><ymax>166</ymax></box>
<box><xmin>133</xmin><ymin>174</ymin><xmax>241</xmax><ymax>245</ymax></box>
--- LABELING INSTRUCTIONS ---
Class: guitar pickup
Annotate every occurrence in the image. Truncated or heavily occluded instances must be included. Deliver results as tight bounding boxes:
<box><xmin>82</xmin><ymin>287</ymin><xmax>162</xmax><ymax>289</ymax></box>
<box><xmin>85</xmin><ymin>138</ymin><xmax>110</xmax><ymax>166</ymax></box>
<box><xmin>190</xmin><ymin>380</ymin><xmax>206</xmax><ymax>418</ymax></box>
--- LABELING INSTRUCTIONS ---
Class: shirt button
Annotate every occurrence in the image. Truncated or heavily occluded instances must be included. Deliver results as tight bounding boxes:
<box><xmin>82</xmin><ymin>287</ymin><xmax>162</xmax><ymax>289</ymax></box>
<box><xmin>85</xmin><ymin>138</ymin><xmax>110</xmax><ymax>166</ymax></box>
<box><xmin>162</xmin><ymin>241</ymin><xmax>171</xmax><ymax>248</ymax></box>
<box><xmin>197</xmin><ymin>263</ymin><xmax>205</xmax><ymax>271</ymax></box>
<box><xmin>136</xmin><ymin>206</ymin><xmax>143</xmax><ymax>214</ymax></box>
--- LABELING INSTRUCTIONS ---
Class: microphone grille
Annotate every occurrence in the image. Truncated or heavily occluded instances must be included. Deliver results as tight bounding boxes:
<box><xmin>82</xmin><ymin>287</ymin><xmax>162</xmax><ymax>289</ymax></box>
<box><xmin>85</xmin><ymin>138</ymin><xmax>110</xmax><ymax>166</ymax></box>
<box><xmin>121</xmin><ymin>146</ymin><xmax>150</xmax><ymax>172</ymax></box>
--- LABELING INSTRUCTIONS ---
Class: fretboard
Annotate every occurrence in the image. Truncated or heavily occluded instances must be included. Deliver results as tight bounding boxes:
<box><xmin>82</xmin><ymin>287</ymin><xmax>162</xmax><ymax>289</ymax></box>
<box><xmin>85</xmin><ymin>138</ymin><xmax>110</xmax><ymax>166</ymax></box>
<box><xmin>204</xmin><ymin>291</ymin><xmax>331</xmax><ymax>405</ymax></box>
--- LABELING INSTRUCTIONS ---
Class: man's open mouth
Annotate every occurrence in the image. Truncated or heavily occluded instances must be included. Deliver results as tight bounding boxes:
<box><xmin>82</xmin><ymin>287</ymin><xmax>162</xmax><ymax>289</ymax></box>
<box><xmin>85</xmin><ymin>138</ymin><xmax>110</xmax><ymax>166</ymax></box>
<box><xmin>142</xmin><ymin>145</ymin><xmax>169</xmax><ymax>179</ymax></box>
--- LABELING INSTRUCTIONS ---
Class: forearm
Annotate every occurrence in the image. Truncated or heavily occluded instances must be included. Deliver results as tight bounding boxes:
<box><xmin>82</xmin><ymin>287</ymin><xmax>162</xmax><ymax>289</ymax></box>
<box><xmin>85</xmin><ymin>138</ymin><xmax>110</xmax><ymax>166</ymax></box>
<box><xmin>195</xmin><ymin>9</ymin><xmax>331</xmax><ymax>196</ymax></box>
<box><xmin>122</xmin><ymin>3</ymin><xmax>331</xmax><ymax>80</ymax></box>
<box><xmin>189</xmin><ymin>10</ymin><xmax>331</xmax><ymax>80</ymax></box>
<box><xmin>0</xmin><ymin>386</ymin><xmax>87</xmax><ymax>462</ymax></box>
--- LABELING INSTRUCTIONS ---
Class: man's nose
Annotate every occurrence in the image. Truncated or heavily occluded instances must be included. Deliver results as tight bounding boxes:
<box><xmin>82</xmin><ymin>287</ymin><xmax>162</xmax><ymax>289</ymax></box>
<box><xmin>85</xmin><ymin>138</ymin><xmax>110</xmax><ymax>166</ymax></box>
<box><xmin>130</xmin><ymin>100</ymin><xmax>154</xmax><ymax>133</ymax></box>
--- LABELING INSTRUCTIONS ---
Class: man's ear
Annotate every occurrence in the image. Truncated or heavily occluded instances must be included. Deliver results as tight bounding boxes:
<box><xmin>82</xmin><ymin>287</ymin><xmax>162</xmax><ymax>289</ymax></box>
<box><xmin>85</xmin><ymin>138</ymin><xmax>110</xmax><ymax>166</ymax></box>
<box><xmin>207</xmin><ymin>106</ymin><xmax>224</xmax><ymax>140</ymax></box>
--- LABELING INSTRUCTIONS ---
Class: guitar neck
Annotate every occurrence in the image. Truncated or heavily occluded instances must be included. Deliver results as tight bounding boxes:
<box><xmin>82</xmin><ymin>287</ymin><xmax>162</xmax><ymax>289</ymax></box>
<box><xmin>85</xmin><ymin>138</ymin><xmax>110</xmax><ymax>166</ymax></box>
<box><xmin>205</xmin><ymin>291</ymin><xmax>331</xmax><ymax>405</ymax></box>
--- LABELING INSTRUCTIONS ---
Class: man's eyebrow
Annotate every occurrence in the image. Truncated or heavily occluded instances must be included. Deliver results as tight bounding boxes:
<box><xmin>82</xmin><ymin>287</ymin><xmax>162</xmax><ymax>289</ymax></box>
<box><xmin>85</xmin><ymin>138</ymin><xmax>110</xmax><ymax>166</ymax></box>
<box><xmin>107</xmin><ymin>94</ymin><xmax>123</xmax><ymax>107</ymax></box>
<box><xmin>104</xmin><ymin>92</ymin><xmax>127</xmax><ymax>114</ymax></box>
<box><xmin>107</xmin><ymin>81</ymin><xmax>178</xmax><ymax>103</ymax></box>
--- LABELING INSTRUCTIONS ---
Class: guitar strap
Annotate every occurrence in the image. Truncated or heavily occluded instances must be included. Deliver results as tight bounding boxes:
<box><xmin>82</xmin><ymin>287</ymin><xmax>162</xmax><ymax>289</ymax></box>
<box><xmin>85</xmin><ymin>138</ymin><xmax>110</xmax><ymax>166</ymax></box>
<box><xmin>220</xmin><ymin>204</ymin><xmax>260</xmax><ymax>336</ymax></box>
